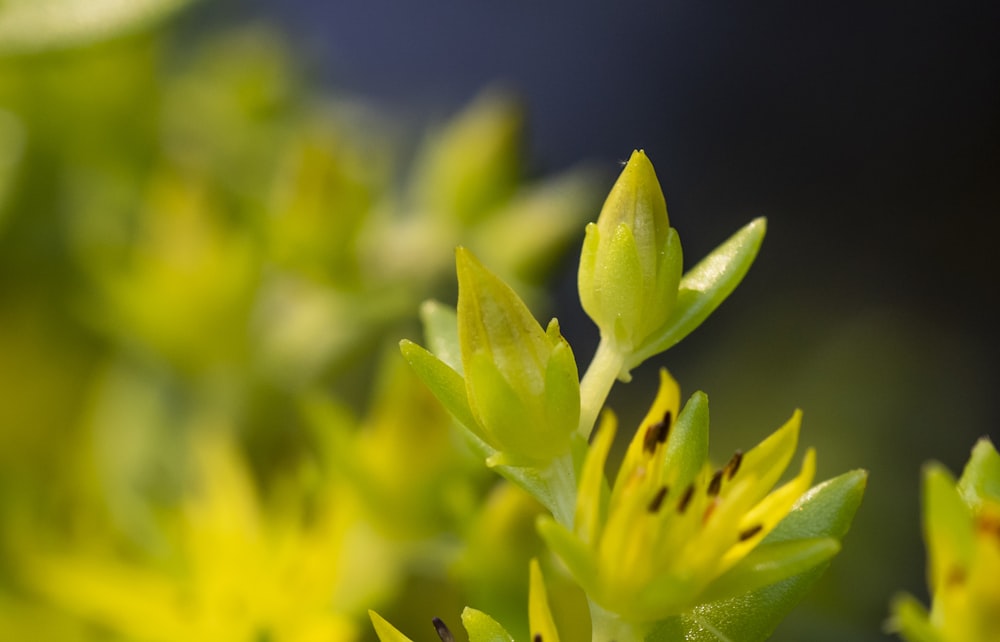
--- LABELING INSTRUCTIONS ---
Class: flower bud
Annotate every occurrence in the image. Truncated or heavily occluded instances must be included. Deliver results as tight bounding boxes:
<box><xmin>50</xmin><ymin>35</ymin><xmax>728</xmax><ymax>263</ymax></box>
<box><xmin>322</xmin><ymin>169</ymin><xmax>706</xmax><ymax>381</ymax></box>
<box><xmin>578</xmin><ymin>150</ymin><xmax>682</xmax><ymax>353</ymax></box>
<box><xmin>457</xmin><ymin>247</ymin><xmax>580</xmax><ymax>463</ymax></box>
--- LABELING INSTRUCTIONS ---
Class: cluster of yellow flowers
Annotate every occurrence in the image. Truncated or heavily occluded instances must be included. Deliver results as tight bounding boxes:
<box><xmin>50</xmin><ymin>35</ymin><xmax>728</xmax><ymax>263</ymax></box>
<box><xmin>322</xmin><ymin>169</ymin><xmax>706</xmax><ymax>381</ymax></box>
<box><xmin>390</xmin><ymin>151</ymin><xmax>867</xmax><ymax>641</ymax></box>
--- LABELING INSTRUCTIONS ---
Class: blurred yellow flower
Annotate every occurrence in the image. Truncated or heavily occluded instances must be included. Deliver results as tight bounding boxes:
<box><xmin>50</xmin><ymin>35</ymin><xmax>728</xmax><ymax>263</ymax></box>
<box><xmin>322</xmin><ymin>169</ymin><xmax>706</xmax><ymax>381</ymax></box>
<box><xmin>888</xmin><ymin>439</ymin><xmax>1000</xmax><ymax>642</ymax></box>
<box><xmin>21</xmin><ymin>431</ymin><xmax>375</xmax><ymax>642</ymax></box>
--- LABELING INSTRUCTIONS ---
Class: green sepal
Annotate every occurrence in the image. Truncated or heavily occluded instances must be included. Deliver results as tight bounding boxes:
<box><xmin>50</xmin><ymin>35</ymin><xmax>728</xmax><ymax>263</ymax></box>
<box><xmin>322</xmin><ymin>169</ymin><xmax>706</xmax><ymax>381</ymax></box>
<box><xmin>462</xmin><ymin>607</ymin><xmax>516</xmax><ymax>642</ymax></box>
<box><xmin>485</xmin><ymin>434</ymin><xmax>586</xmax><ymax>524</ymax></box>
<box><xmin>659</xmin><ymin>391</ymin><xmax>710</xmax><ymax>495</ymax></box>
<box><xmin>467</xmin><ymin>350</ymin><xmax>572</xmax><ymax>461</ymax></box>
<box><xmin>535</xmin><ymin>515</ymin><xmax>599</xmax><ymax>591</ymax></box>
<box><xmin>695</xmin><ymin>537</ymin><xmax>840</xmax><ymax>605</ymax></box>
<box><xmin>957</xmin><ymin>437</ymin><xmax>1000</xmax><ymax>509</ymax></box>
<box><xmin>605</xmin><ymin>222</ymin><xmax>645</xmax><ymax>347</ymax></box>
<box><xmin>399</xmin><ymin>339</ymin><xmax>483</xmax><ymax>443</ymax></box>
<box><xmin>536</xmin><ymin>515</ymin><xmax>600</xmax><ymax>593</ymax></box>
<box><xmin>419</xmin><ymin>299</ymin><xmax>462</xmax><ymax>373</ymax></box>
<box><xmin>885</xmin><ymin>594</ymin><xmax>944</xmax><ymax>642</ymax></box>
<box><xmin>648</xmin><ymin>228</ymin><xmax>683</xmax><ymax>336</ymax></box>
<box><xmin>457</xmin><ymin>246</ymin><xmax>549</xmax><ymax>387</ymax></box>
<box><xmin>578</xmin><ymin>222</ymin><xmax>600</xmax><ymax>316</ymax></box>
<box><xmin>629</xmin><ymin>217</ymin><xmax>766</xmax><ymax>370</ymax></box>
<box><xmin>649</xmin><ymin>469</ymin><xmax>867</xmax><ymax>642</ymax></box>
<box><xmin>543</xmin><ymin>322</ymin><xmax>581</xmax><ymax>437</ymax></box>
<box><xmin>462</xmin><ymin>426</ymin><xmax>564</xmax><ymax>517</ymax></box>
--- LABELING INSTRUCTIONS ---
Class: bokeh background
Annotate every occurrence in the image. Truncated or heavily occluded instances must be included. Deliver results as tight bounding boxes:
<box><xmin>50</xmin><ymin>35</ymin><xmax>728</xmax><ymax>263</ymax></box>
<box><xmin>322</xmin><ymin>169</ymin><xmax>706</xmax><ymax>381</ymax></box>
<box><xmin>262</xmin><ymin>3</ymin><xmax>1000</xmax><ymax>637</ymax></box>
<box><xmin>2</xmin><ymin>1</ymin><xmax>998</xmax><ymax>640</ymax></box>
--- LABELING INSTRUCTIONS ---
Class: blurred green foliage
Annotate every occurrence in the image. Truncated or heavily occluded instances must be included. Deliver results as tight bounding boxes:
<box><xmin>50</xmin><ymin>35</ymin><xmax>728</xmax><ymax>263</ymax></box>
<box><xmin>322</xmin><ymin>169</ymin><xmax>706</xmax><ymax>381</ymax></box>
<box><xmin>0</xmin><ymin>6</ymin><xmax>598</xmax><ymax>640</ymax></box>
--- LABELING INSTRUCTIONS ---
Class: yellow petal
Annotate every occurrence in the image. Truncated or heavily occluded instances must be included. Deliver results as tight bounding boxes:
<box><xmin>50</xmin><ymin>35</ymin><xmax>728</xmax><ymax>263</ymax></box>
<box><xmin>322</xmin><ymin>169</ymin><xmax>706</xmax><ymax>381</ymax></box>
<box><xmin>611</xmin><ymin>369</ymin><xmax>680</xmax><ymax>509</ymax></box>
<box><xmin>732</xmin><ymin>410</ymin><xmax>801</xmax><ymax>507</ymax></box>
<box><xmin>369</xmin><ymin>610</ymin><xmax>415</xmax><ymax>642</ymax></box>
<box><xmin>720</xmin><ymin>448</ymin><xmax>816</xmax><ymax>571</ymax></box>
<box><xmin>529</xmin><ymin>559</ymin><xmax>561</xmax><ymax>642</ymax></box>
<box><xmin>575</xmin><ymin>410</ymin><xmax>617</xmax><ymax>545</ymax></box>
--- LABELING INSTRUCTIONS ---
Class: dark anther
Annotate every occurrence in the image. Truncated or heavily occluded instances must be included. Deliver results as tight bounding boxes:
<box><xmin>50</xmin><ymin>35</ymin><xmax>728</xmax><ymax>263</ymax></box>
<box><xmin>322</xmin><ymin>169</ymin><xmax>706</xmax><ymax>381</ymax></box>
<box><xmin>707</xmin><ymin>470</ymin><xmax>723</xmax><ymax>497</ymax></box>
<box><xmin>976</xmin><ymin>514</ymin><xmax>1000</xmax><ymax>540</ymax></box>
<box><xmin>647</xmin><ymin>485</ymin><xmax>668</xmax><ymax>513</ymax></box>
<box><xmin>534</xmin><ymin>635</ymin><xmax>543</xmax><ymax>642</ymax></box>
<box><xmin>738</xmin><ymin>524</ymin><xmax>763</xmax><ymax>541</ymax></box>
<box><xmin>433</xmin><ymin>617</ymin><xmax>455</xmax><ymax>642</ymax></box>
<box><xmin>642</xmin><ymin>411</ymin><xmax>671</xmax><ymax>454</ymax></box>
<box><xmin>677</xmin><ymin>483</ymin><xmax>695</xmax><ymax>513</ymax></box>
<box><xmin>642</xmin><ymin>425</ymin><xmax>659</xmax><ymax>454</ymax></box>
<box><xmin>725</xmin><ymin>451</ymin><xmax>743</xmax><ymax>480</ymax></box>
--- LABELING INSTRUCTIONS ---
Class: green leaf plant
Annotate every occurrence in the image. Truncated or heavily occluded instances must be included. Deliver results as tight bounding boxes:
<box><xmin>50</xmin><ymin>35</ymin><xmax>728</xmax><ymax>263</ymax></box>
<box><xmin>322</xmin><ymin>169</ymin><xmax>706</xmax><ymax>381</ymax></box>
<box><xmin>386</xmin><ymin>150</ymin><xmax>867</xmax><ymax>641</ymax></box>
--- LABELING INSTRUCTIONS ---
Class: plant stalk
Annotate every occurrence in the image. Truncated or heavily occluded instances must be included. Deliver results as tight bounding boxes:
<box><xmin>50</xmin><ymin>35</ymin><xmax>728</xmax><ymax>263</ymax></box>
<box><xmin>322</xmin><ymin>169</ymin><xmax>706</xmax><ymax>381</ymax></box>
<box><xmin>577</xmin><ymin>336</ymin><xmax>627</xmax><ymax>440</ymax></box>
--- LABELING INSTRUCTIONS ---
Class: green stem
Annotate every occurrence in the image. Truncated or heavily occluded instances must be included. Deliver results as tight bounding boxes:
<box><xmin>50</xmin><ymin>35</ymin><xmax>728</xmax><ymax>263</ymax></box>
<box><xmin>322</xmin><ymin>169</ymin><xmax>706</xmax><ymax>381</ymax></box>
<box><xmin>577</xmin><ymin>336</ymin><xmax>627</xmax><ymax>440</ymax></box>
<box><xmin>590</xmin><ymin>601</ymin><xmax>649</xmax><ymax>642</ymax></box>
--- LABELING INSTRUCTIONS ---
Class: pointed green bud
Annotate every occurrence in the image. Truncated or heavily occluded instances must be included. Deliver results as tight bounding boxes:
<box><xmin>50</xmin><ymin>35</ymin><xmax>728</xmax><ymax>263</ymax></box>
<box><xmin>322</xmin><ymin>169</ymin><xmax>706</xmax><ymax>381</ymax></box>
<box><xmin>457</xmin><ymin>247</ymin><xmax>580</xmax><ymax>463</ymax></box>
<box><xmin>578</xmin><ymin>150</ymin><xmax>682</xmax><ymax>353</ymax></box>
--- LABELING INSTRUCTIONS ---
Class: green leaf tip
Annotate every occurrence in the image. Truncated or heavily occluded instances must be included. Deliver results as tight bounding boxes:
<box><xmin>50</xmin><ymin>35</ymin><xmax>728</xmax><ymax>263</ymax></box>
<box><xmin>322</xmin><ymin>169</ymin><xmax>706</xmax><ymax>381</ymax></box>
<box><xmin>628</xmin><ymin>216</ymin><xmax>766</xmax><ymax>370</ymax></box>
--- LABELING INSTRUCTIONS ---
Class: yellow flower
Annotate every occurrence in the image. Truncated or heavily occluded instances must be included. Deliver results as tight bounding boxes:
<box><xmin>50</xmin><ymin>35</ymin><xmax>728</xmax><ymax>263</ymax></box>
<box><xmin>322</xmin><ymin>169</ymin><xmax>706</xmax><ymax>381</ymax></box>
<box><xmin>887</xmin><ymin>439</ymin><xmax>1000</xmax><ymax>642</ymax></box>
<box><xmin>538</xmin><ymin>369</ymin><xmax>836</xmax><ymax>625</ymax></box>
<box><xmin>21</xmin><ymin>431</ymin><xmax>367</xmax><ymax>642</ymax></box>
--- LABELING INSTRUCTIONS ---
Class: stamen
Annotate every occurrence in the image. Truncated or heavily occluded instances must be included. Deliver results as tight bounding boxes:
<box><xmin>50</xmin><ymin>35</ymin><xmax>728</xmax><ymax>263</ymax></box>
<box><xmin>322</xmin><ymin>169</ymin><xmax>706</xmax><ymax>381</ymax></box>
<box><xmin>433</xmin><ymin>618</ymin><xmax>455</xmax><ymax>642</ymax></box>
<box><xmin>738</xmin><ymin>524</ymin><xmax>763</xmax><ymax>541</ymax></box>
<box><xmin>642</xmin><ymin>411</ymin><xmax>672</xmax><ymax>454</ymax></box>
<box><xmin>976</xmin><ymin>514</ymin><xmax>1000</xmax><ymax>540</ymax></box>
<box><xmin>647</xmin><ymin>485</ymin><xmax>668</xmax><ymax>513</ymax></box>
<box><xmin>707</xmin><ymin>470</ymin><xmax>723</xmax><ymax>497</ymax></box>
<box><xmin>534</xmin><ymin>635</ymin><xmax>543</xmax><ymax>642</ymax></box>
<box><xmin>677</xmin><ymin>483</ymin><xmax>694</xmax><ymax>513</ymax></box>
<box><xmin>725</xmin><ymin>450</ymin><xmax>743</xmax><ymax>479</ymax></box>
<box><xmin>702</xmin><ymin>499</ymin><xmax>718</xmax><ymax>524</ymax></box>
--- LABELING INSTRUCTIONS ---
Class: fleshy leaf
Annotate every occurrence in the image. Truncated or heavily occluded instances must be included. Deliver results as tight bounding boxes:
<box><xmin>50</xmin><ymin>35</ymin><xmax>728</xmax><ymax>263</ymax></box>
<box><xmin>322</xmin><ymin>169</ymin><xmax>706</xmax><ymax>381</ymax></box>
<box><xmin>628</xmin><ymin>217</ymin><xmax>766</xmax><ymax>369</ymax></box>
<box><xmin>420</xmin><ymin>300</ymin><xmax>462</xmax><ymax>373</ymax></box>
<box><xmin>462</xmin><ymin>607</ymin><xmax>515</xmax><ymax>642</ymax></box>
<box><xmin>664</xmin><ymin>469</ymin><xmax>867</xmax><ymax>642</ymax></box>
<box><xmin>399</xmin><ymin>339</ymin><xmax>481</xmax><ymax>439</ymax></box>
<box><xmin>660</xmin><ymin>390</ymin><xmax>710</xmax><ymax>497</ymax></box>
<box><xmin>696</xmin><ymin>537</ymin><xmax>840</xmax><ymax>604</ymax></box>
